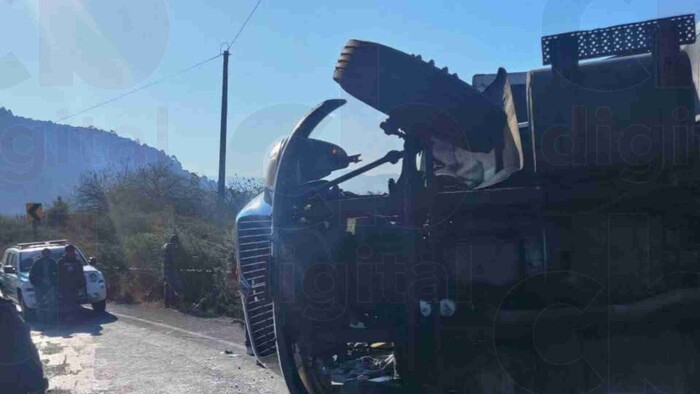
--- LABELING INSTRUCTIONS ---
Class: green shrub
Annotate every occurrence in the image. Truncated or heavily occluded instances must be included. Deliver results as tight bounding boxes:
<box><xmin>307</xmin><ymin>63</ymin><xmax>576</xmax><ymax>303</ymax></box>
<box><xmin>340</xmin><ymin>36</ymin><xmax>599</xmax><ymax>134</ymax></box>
<box><xmin>0</xmin><ymin>164</ymin><xmax>259</xmax><ymax>318</ymax></box>
<box><xmin>64</xmin><ymin>164</ymin><xmax>260</xmax><ymax>317</ymax></box>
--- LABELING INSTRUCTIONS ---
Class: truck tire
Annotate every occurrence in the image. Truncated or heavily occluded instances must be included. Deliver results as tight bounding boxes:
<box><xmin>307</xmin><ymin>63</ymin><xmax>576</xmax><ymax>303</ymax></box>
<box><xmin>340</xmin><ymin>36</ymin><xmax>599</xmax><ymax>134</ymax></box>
<box><xmin>333</xmin><ymin>39</ymin><xmax>505</xmax><ymax>152</ymax></box>
<box><xmin>92</xmin><ymin>300</ymin><xmax>106</xmax><ymax>313</ymax></box>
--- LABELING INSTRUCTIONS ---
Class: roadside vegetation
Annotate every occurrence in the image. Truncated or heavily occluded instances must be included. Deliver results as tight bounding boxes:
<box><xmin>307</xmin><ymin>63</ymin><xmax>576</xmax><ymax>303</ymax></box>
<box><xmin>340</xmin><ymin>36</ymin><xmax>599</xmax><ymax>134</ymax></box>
<box><xmin>0</xmin><ymin>163</ymin><xmax>262</xmax><ymax>318</ymax></box>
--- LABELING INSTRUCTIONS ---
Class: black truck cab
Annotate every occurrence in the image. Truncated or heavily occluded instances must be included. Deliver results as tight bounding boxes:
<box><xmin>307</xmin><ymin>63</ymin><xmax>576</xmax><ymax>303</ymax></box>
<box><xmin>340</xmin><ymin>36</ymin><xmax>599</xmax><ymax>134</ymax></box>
<box><xmin>235</xmin><ymin>14</ymin><xmax>700</xmax><ymax>393</ymax></box>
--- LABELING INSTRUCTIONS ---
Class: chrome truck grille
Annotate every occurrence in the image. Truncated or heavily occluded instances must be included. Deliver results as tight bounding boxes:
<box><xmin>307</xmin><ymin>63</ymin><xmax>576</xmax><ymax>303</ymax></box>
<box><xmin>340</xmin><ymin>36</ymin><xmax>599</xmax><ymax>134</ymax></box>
<box><xmin>237</xmin><ymin>215</ymin><xmax>277</xmax><ymax>357</ymax></box>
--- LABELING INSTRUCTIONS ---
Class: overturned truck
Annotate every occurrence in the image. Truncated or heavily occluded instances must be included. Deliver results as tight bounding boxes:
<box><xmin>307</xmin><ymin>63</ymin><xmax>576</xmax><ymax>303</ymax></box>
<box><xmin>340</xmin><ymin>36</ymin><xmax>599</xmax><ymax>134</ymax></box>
<box><xmin>235</xmin><ymin>14</ymin><xmax>700</xmax><ymax>393</ymax></box>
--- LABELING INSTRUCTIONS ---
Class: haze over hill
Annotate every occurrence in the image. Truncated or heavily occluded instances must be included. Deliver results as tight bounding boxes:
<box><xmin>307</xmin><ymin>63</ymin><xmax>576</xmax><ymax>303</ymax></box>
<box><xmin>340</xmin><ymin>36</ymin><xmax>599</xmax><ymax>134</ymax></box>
<box><xmin>0</xmin><ymin>107</ymin><xmax>390</xmax><ymax>215</ymax></box>
<box><xmin>0</xmin><ymin>107</ymin><xmax>203</xmax><ymax>214</ymax></box>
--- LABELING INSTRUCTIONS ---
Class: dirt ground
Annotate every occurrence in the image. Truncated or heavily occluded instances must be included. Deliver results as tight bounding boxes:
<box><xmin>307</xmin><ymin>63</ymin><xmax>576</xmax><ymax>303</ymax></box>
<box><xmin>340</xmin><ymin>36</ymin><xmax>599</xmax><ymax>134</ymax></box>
<box><xmin>30</xmin><ymin>303</ymin><xmax>286</xmax><ymax>393</ymax></box>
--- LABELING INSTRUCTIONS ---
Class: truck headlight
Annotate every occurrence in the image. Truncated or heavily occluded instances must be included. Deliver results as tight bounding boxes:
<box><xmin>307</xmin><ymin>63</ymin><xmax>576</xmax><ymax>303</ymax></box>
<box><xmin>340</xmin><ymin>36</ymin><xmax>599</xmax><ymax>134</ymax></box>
<box><xmin>88</xmin><ymin>273</ymin><xmax>98</xmax><ymax>283</ymax></box>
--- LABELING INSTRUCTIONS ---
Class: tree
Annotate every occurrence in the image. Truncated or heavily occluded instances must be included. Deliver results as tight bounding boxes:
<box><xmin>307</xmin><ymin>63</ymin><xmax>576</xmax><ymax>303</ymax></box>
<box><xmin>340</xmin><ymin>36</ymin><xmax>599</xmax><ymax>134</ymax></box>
<box><xmin>226</xmin><ymin>176</ymin><xmax>263</xmax><ymax>217</ymax></box>
<box><xmin>74</xmin><ymin>172</ymin><xmax>111</xmax><ymax>212</ymax></box>
<box><xmin>46</xmin><ymin>196</ymin><xmax>69</xmax><ymax>227</ymax></box>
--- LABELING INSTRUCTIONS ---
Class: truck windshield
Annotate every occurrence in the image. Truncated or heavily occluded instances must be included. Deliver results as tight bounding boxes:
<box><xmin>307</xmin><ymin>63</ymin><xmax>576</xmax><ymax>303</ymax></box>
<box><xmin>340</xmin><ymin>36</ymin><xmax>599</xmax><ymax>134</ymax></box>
<box><xmin>19</xmin><ymin>248</ymin><xmax>87</xmax><ymax>272</ymax></box>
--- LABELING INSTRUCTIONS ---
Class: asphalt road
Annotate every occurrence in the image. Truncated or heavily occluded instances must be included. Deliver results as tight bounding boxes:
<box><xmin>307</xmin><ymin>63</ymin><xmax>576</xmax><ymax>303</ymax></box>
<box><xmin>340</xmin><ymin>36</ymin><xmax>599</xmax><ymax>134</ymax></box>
<box><xmin>30</xmin><ymin>303</ymin><xmax>287</xmax><ymax>393</ymax></box>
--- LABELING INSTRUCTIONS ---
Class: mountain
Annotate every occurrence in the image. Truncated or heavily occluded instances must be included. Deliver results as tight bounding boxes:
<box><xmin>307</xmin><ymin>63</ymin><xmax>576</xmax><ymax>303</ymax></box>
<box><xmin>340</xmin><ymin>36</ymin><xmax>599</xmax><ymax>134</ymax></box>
<box><xmin>0</xmin><ymin>107</ymin><xmax>199</xmax><ymax>214</ymax></box>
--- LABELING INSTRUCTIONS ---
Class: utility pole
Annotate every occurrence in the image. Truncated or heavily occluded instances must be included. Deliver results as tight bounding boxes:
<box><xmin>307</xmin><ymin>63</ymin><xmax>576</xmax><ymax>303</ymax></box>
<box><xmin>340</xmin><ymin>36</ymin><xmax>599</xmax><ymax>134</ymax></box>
<box><xmin>218</xmin><ymin>49</ymin><xmax>230</xmax><ymax>203</ymax></box>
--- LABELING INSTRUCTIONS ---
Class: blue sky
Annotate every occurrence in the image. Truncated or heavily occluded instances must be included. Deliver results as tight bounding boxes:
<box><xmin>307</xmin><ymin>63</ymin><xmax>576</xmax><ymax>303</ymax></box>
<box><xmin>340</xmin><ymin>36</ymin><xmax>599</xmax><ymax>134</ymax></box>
<box><xmin>0</xmin><ymin>0</ymin><xmax>698</xmax><ymax>180</ymax></box>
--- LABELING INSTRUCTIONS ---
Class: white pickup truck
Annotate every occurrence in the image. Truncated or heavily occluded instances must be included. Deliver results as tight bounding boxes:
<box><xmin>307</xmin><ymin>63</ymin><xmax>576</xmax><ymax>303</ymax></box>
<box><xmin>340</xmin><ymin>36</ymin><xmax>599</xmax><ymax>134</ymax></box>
<box><xmin>0</xmin><ymin>240</ymin><xmax>107</xmax><ymax>319</ymax></box>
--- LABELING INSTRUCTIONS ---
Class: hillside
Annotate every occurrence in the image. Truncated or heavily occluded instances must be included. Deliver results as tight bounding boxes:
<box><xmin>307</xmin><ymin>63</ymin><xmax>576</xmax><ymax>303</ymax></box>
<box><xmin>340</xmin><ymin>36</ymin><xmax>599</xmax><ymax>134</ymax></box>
<box><xmin>0</xmin><ymin>107</ymin><xmax>201</xmax><ymax>214</ymax></box>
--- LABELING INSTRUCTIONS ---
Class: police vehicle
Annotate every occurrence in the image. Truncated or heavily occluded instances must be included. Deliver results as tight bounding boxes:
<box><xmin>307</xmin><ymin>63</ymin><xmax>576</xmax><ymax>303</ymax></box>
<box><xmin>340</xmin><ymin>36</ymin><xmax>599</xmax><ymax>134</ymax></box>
<box><xmin>0</xmin><ymin>240</ymin><xmax>107</xmax><ymax>319</ymax></box>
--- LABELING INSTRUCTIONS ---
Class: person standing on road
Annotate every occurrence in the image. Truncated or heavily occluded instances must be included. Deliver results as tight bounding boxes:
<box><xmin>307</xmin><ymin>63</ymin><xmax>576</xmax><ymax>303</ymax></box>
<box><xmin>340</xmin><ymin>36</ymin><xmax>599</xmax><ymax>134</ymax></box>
<box><xmin>29</xmin><ymin>248</ymin><xmax>58</xmax><ymax>314</ymax></box>
<box><xmin>162</xmin><ymin>234</ymin><xmax>184</xmax><ymax>308</ymax></box>
<box><xmin>57</xmin><ymin>245</ymin><xmax>86</xmax><ymax>317</ymax></box>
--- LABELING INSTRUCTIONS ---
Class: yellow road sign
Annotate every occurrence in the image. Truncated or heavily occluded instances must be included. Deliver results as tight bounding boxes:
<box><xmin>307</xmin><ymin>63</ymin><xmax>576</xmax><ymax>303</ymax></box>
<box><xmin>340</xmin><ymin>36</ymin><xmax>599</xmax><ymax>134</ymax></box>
<box><xmin>26</xmin><ymin>203</ymin><xmax>43</xmax><ymax>223</ymax></box>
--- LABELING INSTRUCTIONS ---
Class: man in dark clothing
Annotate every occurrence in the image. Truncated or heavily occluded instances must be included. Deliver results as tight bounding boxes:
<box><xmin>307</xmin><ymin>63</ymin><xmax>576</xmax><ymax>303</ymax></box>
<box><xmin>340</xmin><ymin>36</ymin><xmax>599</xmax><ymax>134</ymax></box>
<box><xmin>162</xmin><ymin>234</ymin><xmax>183</xmax><ymax>308</ymax></box>
<box><xmin>0</xmin><ymin>298</ymin><xmax>48</xmax><ymax>392</ymax></box>
<box><xmin>57</xmin><ymin>245</ymin><xmax>85</xmax><ymax>316</ymax></box>
<box><xmin>29</xmin><ymin>248</ymin><xmax>58</xmax><ymax>312</ymax></box>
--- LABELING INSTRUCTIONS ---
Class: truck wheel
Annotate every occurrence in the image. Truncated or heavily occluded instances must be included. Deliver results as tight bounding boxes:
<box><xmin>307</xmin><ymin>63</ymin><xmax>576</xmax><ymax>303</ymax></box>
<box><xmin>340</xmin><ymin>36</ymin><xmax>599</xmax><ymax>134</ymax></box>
<box><xmin>333</xmin><ymin>39</ymin><xmax>502</xmax><ymax>152</ymax></box>
<box><xmin>92</xmin><ymin>300</ymin><xmax>106</xmax><ymax>313</ymax></box>
<box><xmin>18</xmin><ymin>292</ymin><xmax>35</xmax><ymax>322</ymax></box>
<box><xmin>274</xmin><ymin>306</ymin><xmax>313</xmax><ymax>394</ymax></box>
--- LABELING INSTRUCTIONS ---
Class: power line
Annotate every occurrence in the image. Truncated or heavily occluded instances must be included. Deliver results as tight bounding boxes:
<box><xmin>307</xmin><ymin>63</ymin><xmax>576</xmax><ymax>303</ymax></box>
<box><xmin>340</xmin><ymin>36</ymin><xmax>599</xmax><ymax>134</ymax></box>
<box><xmin>56</xmin><ymin>53</ymin><xmax>222</xmax><ymax>122</ymax></box>
<box><xmin>56</xmin><ymin>0</ymin><xmax>263</xmax><ymax>123</ymax></box>
<box><xmin>226</xmin><ymin>0</ymin><xmax>263</xmax><ymax>49</ymax></box>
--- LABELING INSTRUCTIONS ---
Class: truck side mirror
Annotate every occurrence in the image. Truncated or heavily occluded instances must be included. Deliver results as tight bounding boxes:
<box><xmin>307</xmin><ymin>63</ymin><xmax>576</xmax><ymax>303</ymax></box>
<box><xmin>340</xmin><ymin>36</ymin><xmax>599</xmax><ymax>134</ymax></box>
<box><xmin>88</xmin><ymin>257</ymin><xmax>97</xmax><ymax>267</ymax></box>
<box><xmin>298</xmin><ymin>138</ymin><xmax>353</xmax><ymax>183</ymax></box>
<box><xmin>3</xmin><ymin>265</ymin><xmax>16</xmax><ymax>274</ymax></box>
